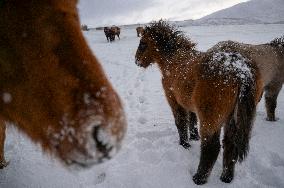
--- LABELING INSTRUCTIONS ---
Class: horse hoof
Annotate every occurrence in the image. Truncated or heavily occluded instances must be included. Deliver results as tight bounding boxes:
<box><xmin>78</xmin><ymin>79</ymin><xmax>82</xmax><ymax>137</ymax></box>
<box><xmin>192</xmin><ymin>173</ymin><xmax>207</xmax><ymax>185</ymax></box>
<box><xmin>220</xmin><ymin>172</ymin><xmax>234</xmax><ymax>183</ymax></box>
<box><xmin>180</xmin><ymin>141</ymin><xmax>191</xmax><ymax>149</ymax></box>
<box><xmin>0</xmin><ymin>160</ymin><xmax>9</xmax><ymax>169</ymax></box>
<box><xmin>266</xmin><ymin>117</ymin><xmax>277</xmax><ymax>121</ymax></box>
<box><xmin>190</xmin><ymin>134</ymin><xmax>200</xmax><ymax>141</ymax></box>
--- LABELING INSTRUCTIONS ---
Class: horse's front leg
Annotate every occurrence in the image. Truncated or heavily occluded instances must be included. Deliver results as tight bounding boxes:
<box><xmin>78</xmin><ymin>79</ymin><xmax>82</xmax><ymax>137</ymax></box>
<box><xmin>193</xmin><ymin>124</ymin><xmax>220</xmax><ymax>185</ymax></box>
<box><xmin>264</xmin><ymin>82</ymin><xmax>282</xmax><ymax>121</ymax></box>
<box><xmin>188</xmin><ymin>112</ymin><xmax>199</xmax><ymax>140</ymax></box>
<box><xmin>168</xmin><ymin>99</ymin><xmax>191</xmax><ymax>149</ymax></box>
<box><xmin>0</xmin><ymin>121</ymin><xmax>8</xmax><ymax>169</ymax></box>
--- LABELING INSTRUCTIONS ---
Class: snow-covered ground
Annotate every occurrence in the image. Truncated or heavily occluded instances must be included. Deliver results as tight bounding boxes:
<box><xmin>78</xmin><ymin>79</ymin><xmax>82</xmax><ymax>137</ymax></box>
<box><xmin>1</xmin><ymin>24</ymin><xmax>284</xmax><ymax>188</ymax></box>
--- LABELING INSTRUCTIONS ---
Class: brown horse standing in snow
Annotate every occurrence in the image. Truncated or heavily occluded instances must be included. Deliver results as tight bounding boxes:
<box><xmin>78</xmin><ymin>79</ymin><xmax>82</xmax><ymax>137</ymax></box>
<box><xmin>209</xmin><ymin>37</ymin><xmax>284</xmax><ymax>121</ymax></box>
<box><xmin>135</xmin><ymin>21</ymin><xmax>263</xmax><ymax>185</ymax></box>
<box><xmin>0</xmin><ymin>0</ymin><xmax>126</xmax><ymax>169</ymax></box>
<box><xmin>104</xmin><ymin>27</ymin><xmax>115</xmax><ymax>42</ymax></box>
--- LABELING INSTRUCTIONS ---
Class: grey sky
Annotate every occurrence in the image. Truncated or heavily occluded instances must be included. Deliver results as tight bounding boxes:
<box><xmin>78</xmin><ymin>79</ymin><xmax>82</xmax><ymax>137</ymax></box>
<box><xmin>78</xmin><ymin>0</ymin><xmax>249</xmax><ymax>27</ymax></box>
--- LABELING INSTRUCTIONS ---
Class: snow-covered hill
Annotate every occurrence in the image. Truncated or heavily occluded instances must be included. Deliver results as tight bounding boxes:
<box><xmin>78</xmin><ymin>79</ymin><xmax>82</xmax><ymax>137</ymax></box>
<box><xmin>185</xmin><ymin>0</ymin><xmax>284</xmax><ymax>25</ymax></box>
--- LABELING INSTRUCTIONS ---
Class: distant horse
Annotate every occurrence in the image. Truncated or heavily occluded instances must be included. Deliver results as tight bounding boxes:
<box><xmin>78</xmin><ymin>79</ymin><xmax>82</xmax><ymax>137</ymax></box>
<box><xmin>0</xmin><ymin>0</ymin><xmax>126</xmax><ymax>169</ymax></box>
<box><xmin>209</xmin><ymin>37</ymin><xmax>284</xmax><ymax>121</ymax></box>
<box><xmin>81</xmin><ymin>24</ymin><xmax>89</xmax><ymax>31</ymax></box>
<box><xmin>136</xmin><ymin>26</ymin><xmax>144</xmax><ymax>37</ymax></box>
<box><xmin>135</xmin><ymin>21</ymin><xmax>263</xmax><ymax>185</ymax></box>
<box><xmin>104</xmin><ymin>27</ymin><xmax>115</xmax><ymax>42</ymax></box>
<box><xmin>111</xmin><ymin>26</ymin><xmax>121</xmax><ymax>40</ymax></box>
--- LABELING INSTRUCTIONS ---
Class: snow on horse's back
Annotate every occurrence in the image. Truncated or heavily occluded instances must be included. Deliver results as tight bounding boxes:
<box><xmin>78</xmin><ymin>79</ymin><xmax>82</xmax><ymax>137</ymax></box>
<box><xmin>209</xmin><ymin>36</ymin><xmax>284</xmax><ymax>121</ymax></box>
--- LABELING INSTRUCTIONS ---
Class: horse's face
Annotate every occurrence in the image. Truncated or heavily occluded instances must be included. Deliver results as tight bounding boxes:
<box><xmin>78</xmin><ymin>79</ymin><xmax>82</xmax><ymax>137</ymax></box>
<box><xmin>135</xmin><ymin>34</ymin><xmax>159</xmax><ymax>68</ymax></box>
<box><xmin>0</xmin><ymin>0</ymin><xmax>126</xmax><ymax>167</ymax></box>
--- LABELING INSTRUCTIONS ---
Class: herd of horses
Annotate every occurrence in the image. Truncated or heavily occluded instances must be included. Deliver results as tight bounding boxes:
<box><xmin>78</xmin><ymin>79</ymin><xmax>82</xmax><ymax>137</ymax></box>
<box><xmin>102</xmin><ymin>26</ymin><xmax>144</xmax><ymax>42</ymax></box>
<box><xmin>0</xmin><ymin>0</ymin><xmax>283</xmax><ymax>186</ymax></box>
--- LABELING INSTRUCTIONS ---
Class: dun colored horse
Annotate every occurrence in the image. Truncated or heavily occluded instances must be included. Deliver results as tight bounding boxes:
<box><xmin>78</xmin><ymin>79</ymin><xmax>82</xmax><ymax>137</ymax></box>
<box><xmin>209</xmin><ymin>37</ymin><xmax>284</xmax><ymax>121</ymax></box>
<box><xmin>136</xmin><ymin>26</ymin><xmax>144</xmax><ymax>37</ymax></box>
<box><xmin>135</xmin><ymin>21</ymin><xmax>263</xmax><ymax>185</ymax></box>
<box><xmin>0</xmin><ymin>0</ymin><xmax>126</xmax><ymax>169</ymax></box>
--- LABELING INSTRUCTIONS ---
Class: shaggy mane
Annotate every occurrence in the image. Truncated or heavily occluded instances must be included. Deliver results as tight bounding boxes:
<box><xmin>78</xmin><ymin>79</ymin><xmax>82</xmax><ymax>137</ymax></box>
<box><xmin>144</xmin><ymin>20</ymin><xmax>196</xmax><ymax>57</ymax></box>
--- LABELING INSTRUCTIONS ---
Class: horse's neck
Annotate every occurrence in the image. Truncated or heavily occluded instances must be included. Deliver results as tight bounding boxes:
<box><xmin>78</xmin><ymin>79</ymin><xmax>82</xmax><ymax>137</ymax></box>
<box><xmin>156</xmin><ymin>53</ymin><xmax>197</xmax><ymax>77</ymax></box>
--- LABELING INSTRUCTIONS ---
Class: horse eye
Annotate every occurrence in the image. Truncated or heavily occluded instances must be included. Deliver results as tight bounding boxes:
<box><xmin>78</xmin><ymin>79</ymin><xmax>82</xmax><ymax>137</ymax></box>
<box><xmin>139</xmin><ymin>42</ymin><xmax>147</xmax><ymax>51</ymax></box>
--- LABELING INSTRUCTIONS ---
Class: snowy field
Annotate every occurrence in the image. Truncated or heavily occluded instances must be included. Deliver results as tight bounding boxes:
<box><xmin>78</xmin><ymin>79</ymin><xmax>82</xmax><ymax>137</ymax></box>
<box><xmin>1</xmin><ymin>24</ymin><xmax>284</xmax><ymax>188</ymax></box>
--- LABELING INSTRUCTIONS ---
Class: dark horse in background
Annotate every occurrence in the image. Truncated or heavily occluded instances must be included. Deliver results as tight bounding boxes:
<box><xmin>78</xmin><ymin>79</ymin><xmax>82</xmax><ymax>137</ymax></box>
<box><xmin>0</xmin><ymin>0</ymin><xmax>126</xmax><ymax>169</ymax></box>
<box><xmin>135</xmin><ymin>21</ymin><xmax>263</xmax><ymax>185</ymax></box>
<box><xmin>111</xmin><ymin>26</ymin><xmax>120</xmax><ymax>40</ymax></box>
<box><xmin>104</xmin><ymin>26</ymin><xmax>121</xmax><ymax>42</ymax></box>
<box><xmin>104</xmin><ymin>27</ymin><xmax>115</xmax><ymax>42</ymax></box>
<box><xmin>209</xmin><ymin>37</ymin><xmax>284</xmax><ymax>121</ymax></box>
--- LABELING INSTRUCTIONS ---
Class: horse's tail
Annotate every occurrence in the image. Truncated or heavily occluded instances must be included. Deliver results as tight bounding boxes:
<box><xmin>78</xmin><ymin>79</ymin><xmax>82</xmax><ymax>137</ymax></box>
<box><xmin>229</xmin><ymin>65</ymin><xmax>257</xmax><ymax>163</ymax></box>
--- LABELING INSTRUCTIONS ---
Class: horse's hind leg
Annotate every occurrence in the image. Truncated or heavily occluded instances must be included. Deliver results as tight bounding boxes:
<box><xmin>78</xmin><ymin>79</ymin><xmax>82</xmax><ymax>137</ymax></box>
<box><xmin>220</xmin><ymin>117</ymin><xmax>237</xmax><ymax>183</ymax></box>
<box><xmin>188</xmin><ymin>112</ymin><xmax>199</xmax><ymax>140</ymax></box>
<box><xmin>193</xmin><ymin>126</ymin><xmax>221</xmax><ymax>185</ymax></box>
<box><xmin>264</xmin><ymin>82</ymin><xmax>282</xmax><ymax>121</ymax></box>
<box><xmin>0</xmin><ymin>121</ymin><xmax>8</xmax><ymax>169</ymax></box>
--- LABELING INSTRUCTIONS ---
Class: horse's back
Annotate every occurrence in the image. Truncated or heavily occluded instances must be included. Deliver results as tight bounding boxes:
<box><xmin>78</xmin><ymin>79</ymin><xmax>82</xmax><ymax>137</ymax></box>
<box><xmin>209</xmin><ymin>41</ymin><xmax>284</xmax><ymax>86</ymax></box>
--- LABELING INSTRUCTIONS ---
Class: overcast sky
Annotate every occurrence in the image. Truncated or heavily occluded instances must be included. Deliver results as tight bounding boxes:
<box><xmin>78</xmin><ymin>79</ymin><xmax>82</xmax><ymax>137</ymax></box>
<box><xmin>78</xmin><ymin>0</ymin><xmax>249</xmax><ymax>27</ymax></box>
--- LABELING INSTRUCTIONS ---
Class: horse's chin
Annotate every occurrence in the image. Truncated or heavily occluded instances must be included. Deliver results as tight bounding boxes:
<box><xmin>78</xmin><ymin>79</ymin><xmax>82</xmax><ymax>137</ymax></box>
<box><xmin>54</xmin><ymin>110</ymin><xmax>126</xmax><ymax>169</ymax></box>
<box><xmin>63</xmin><ymin>142</ymin><xmax>120</xmax><ymax>170</ymax></box>
<box><xmin>61</xmin><ymin>123</ymin><xmax>123</xmax><ymax>169</ymax></box>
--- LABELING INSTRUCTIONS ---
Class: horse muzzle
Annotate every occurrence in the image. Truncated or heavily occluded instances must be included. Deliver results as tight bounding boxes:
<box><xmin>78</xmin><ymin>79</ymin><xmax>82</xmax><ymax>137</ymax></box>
<box><xmin>65</xmin><ymin>115</ymin><xmax>126</xmax><ymax>168</ymax></box>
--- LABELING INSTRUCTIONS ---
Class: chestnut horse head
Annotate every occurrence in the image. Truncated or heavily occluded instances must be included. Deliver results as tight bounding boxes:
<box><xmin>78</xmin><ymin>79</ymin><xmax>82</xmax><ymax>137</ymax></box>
<box><xmin>0</xmin><ymin>0</ymin><xmax>126</xmax><ymax>168</ymax></box>
<box><xmin>135</xmin><ymin>21</ymin><xmax>196</xmax><ymax>68</ymax></box>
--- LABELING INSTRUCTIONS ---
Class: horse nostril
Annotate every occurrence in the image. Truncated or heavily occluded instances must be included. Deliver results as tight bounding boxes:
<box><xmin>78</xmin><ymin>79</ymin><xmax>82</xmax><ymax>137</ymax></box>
<box><xmin>135</xmin><ymin>59</ymin><xmax>141</xmax><ymax>66</ymax></box>
<box><xmin>92</xmin><ymin>126</ymin><xmax>112</xmax><ymax>157</ymax></box>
